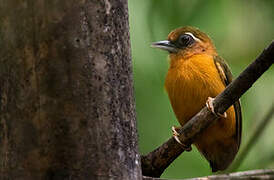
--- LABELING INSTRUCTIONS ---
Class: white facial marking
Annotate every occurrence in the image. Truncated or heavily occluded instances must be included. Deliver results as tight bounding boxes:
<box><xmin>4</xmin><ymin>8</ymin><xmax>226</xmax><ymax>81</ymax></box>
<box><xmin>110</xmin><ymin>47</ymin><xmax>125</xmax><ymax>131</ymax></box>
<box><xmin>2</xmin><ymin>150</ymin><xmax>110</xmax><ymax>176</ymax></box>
<box><xmin>185</xmin><ymin>32</ymin><xmax>201</xmax><ymax>42</ymax></box>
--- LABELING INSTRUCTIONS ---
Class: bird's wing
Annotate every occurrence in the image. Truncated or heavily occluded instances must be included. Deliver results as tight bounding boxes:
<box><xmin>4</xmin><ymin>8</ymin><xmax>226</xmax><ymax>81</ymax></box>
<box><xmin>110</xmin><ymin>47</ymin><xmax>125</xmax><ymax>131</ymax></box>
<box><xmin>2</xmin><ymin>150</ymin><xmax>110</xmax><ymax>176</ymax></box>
<box><xmin>213</xmin><ymin>56</ymin><xmax>242</xmax><ymax>148</ymax></box>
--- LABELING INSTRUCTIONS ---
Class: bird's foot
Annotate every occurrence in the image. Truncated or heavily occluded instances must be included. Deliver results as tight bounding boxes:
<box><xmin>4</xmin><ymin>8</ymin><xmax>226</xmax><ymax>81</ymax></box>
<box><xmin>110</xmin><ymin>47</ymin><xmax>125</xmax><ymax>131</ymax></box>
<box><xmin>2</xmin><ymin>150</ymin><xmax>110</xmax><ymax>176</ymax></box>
<box><xmin>206</xmin><ymin>97</ymin><xmax>227</xmax><ymax>118</ymax></box>
<box><xmin>172</xmin><ymin>126</ymin><xmax>192</xmax><ymax>151</ymax></box>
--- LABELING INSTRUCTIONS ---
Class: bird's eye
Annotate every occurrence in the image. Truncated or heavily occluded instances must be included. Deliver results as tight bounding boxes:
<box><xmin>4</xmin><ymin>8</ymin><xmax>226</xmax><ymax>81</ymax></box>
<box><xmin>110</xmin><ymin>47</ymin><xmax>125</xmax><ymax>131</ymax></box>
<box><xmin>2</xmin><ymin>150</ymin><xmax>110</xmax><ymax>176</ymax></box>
<box><xmin>177</xmin><ymin>34</ymin><xmax>194</xmax><ymax>47</ymax></box>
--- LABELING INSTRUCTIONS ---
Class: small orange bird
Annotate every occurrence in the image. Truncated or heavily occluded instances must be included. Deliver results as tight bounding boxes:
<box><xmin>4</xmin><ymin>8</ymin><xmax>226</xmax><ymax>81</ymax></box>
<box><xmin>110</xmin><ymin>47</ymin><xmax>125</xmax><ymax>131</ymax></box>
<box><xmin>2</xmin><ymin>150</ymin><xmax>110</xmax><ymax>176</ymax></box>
<box><xmin>151</xmin><ymin>26</ymin><xmax>242</xmax><ymax>172</ymax></box>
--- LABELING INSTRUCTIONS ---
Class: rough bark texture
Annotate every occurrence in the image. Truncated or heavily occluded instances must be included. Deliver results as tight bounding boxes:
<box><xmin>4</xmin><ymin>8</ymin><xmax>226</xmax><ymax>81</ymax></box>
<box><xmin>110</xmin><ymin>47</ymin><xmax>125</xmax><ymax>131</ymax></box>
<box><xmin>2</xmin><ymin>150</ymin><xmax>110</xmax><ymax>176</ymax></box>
<box><xmin>0</xmin><ymin>0</ymin><xmax>141</xmax><ymax>179</ymax></box>
<box><xmin>141</xmin><ymin>41</ymin><xmax>274</xmax><ymax>178</ymax></box>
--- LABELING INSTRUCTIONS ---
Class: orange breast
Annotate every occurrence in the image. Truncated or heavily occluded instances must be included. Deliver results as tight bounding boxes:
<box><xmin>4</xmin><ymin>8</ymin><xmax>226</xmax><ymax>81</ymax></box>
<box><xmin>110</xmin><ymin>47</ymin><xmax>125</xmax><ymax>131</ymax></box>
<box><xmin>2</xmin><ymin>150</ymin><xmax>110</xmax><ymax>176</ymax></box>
<box><xmin>165</xmin><ymin>54</ymin><xmax>236</xmax><ymax>143</ymax></box>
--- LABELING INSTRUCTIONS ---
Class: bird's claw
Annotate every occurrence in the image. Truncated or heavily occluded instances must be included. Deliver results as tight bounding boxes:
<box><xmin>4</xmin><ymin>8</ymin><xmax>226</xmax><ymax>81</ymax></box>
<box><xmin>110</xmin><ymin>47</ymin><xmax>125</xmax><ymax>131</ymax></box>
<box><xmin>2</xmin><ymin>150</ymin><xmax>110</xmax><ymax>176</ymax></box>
<box><xmin>172</xmin><ymin>126</ymin><xmax>192</xmax><ymax>151</ymax></box>
<box><xmin>206</xmin><ymin>97</ymin><xmax>227</xmax><ymax>118</ymax></box>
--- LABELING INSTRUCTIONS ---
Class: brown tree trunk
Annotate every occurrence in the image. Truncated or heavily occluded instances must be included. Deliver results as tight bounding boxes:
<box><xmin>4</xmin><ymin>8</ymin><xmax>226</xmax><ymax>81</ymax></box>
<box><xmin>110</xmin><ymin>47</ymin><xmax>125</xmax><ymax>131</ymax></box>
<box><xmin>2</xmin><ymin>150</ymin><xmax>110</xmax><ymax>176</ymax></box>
<box><xmin>0</xmin><ymin>0</ymin><xmax>141</xmax><ymax>179</ymax></box>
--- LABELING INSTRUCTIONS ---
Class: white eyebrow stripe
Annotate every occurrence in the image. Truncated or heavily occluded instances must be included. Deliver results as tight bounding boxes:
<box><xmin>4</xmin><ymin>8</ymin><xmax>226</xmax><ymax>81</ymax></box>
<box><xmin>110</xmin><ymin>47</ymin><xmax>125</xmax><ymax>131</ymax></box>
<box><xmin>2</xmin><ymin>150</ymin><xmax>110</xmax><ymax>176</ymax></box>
<box><xmin>185</xmin><ymin>32</ymin><xmax>201</xmax><ymax>42</ymax></box>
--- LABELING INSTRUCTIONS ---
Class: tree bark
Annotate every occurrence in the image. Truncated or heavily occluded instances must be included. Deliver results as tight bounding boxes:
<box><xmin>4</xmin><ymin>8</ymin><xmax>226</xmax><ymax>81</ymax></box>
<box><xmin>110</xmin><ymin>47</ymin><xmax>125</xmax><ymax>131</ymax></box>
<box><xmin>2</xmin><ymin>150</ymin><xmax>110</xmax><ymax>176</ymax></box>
<box><xmin>0</xmin><ymin>0</ymin><xmax>141</xmax><ymax>179</ymax></box>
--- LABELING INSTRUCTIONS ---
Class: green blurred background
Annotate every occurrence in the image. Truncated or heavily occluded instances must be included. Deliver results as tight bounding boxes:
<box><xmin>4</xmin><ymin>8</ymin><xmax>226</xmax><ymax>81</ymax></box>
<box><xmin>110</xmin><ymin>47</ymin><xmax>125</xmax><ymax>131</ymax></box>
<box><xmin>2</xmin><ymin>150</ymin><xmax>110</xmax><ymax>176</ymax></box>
<box><xmin>128</xmin><ymin>0</ymin><xmax>274</xmax><ymax>179</ymax></box>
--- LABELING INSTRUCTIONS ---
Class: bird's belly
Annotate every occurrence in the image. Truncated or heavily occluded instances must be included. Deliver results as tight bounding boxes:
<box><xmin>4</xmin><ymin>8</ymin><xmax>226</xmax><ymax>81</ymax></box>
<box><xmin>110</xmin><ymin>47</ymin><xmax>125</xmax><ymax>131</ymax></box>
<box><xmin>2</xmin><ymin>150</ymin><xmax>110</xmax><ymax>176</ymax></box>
<box><xmin>165</xmin><ymin>68</ymin><xmax>220</xmax><ymax>124</ymax></box>
<box><xmin>165</xmin><ymin>59</ymin><xmax>236</xmax><ymax>141</ymax></box>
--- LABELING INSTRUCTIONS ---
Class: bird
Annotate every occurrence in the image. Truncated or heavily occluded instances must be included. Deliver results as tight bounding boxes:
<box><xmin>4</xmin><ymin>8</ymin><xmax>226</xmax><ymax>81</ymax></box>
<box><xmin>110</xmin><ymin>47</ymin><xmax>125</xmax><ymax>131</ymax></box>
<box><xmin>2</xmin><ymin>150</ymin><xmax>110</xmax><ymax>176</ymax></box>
<box><xmin>151</xmin><ymin>26</ymin><xmax>242</xmax><ymax>172</ymax></box>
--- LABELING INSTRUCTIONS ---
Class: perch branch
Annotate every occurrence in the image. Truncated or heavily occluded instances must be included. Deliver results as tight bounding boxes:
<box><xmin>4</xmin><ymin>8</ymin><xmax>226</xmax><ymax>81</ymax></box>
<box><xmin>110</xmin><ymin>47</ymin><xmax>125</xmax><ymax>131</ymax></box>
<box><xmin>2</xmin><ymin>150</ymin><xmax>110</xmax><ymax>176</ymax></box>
<box><xmin>141</xmin><ymin>41</ymin><xmax>274</xmax><ymax>177</ymax></box>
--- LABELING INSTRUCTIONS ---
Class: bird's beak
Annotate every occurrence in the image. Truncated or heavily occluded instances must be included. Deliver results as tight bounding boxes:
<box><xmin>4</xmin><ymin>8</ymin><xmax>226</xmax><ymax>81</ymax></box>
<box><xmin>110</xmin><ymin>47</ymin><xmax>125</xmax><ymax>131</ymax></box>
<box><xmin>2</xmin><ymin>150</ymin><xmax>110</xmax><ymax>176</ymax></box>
<box><xmin>151</xmin><ymin>40</ymin><xmax>178</xmax><ymax>53</ymax></box>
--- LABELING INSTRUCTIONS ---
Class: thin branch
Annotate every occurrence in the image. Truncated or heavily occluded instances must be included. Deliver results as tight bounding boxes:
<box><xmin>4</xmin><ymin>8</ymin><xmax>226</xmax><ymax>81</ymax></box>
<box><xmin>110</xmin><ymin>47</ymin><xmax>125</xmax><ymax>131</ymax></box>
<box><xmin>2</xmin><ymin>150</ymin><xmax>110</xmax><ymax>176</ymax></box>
<box><xmin>141</xmin><ymin>41</ymin><xmax>274</xmax><ymax>177</ymax></box>
<box><xmin>143</xmin><ymin>169</ymin><xmax>274</xmax><ymax>180</ymax></box>
<box><xmin>230</xmin><ymin>104</ymin><xmax>274</xmax><ymax>171</ymax></box>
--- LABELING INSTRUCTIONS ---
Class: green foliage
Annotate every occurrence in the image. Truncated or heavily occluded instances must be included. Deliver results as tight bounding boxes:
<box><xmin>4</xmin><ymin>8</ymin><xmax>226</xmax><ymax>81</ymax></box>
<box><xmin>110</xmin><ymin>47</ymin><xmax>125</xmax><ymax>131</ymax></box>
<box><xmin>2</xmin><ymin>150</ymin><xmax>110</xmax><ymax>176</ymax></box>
<box><xmin>128</xmin><ymin>0</ymin><xmax>274</xmax><ymax>178</ymax></box>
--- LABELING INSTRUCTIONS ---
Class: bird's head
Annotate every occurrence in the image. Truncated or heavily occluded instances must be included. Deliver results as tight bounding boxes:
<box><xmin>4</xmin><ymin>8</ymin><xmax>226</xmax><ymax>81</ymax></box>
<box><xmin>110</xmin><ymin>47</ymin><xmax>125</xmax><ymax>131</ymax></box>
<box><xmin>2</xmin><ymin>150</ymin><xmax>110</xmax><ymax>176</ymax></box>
<box><xmin>152</xmin><ymin>26</ymin><xmax>217</xmax><ymax>58</ymax></box>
